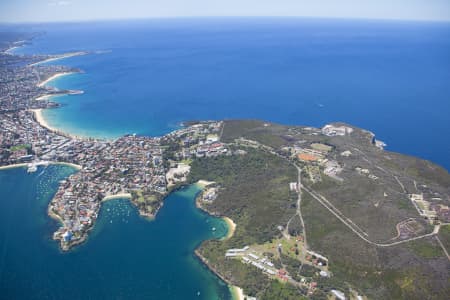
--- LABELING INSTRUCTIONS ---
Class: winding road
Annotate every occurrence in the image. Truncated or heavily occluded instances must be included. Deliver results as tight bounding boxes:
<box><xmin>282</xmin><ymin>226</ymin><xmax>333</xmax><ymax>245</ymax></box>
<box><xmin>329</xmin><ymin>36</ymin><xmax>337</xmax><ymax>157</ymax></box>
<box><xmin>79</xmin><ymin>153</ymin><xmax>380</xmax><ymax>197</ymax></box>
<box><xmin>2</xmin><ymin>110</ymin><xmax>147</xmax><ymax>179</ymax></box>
<box><xmin>302</xmin><ymin>185</ymin><xmax>441</xmax><ymax>247</ymax></box>
<box><xmin>232</xmin><ymin>137</ymin><xmax>447</xmax><ymax>253</ymax></box>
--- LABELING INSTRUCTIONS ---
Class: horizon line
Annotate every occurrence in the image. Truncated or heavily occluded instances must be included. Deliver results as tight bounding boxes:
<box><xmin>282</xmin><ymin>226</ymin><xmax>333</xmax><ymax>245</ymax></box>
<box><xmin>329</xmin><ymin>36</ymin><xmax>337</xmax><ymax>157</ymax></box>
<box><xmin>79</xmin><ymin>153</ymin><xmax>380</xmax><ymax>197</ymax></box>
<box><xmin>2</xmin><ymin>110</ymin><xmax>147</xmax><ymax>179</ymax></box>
<box><xmin>2</xmin><ymin>15</ymin><xmax>450</xmax><ymax>26</ymax></box>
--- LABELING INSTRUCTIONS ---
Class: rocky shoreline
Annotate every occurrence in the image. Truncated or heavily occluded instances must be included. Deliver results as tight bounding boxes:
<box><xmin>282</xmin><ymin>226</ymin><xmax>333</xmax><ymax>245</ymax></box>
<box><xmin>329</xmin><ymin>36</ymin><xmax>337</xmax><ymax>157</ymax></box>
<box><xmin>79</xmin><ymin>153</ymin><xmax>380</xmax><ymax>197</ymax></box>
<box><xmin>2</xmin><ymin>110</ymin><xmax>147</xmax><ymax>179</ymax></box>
<box><xmin>194</xmin><ymin>249</ymin><xmax>243</xmax><ymax>300</ymax></box>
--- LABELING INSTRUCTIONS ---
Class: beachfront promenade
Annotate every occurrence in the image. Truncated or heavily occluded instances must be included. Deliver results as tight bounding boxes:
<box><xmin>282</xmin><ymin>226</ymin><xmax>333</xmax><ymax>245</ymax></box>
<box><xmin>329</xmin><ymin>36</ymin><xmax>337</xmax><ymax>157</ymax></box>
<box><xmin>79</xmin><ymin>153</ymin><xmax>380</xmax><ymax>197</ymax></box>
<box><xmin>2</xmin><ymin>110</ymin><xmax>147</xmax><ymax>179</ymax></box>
<box><xmin>1</xmin><ymin>104</ymin><xmax>227</xmax><ymax>250</ymax></box>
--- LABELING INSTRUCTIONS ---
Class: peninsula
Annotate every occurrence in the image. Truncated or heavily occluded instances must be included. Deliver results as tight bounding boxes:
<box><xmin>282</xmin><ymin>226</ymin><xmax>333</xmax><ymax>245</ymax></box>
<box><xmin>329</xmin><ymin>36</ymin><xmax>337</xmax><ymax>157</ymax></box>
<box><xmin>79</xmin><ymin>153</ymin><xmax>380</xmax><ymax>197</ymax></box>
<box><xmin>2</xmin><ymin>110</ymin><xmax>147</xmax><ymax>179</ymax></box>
<box><xmin>1</xmin><ymin>35</ymin><xmax>449</xmax><ymax>299</ymax></box>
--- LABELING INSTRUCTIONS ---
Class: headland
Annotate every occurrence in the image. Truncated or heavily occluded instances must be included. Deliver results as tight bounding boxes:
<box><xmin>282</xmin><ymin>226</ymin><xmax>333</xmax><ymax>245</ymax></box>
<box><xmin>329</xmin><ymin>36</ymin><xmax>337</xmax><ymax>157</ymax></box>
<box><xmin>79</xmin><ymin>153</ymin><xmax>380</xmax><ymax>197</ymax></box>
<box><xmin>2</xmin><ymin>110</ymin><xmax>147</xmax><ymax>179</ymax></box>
<box><xmin>1</xmin><ymin>36</ymin><xmax>449</xmax><ymax>300</ymax></box>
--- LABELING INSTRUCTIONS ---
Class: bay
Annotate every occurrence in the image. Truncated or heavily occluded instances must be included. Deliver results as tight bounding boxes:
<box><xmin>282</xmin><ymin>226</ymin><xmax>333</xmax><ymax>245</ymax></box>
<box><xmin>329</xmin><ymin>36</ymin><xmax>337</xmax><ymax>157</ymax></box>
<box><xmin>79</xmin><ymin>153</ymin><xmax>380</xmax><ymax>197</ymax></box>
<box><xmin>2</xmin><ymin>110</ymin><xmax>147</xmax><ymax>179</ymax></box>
<box><xmin>13</xmin><ymin>18</ymin><xmax>450</xmax><ymax>169</ymax></box>
<box><xmin>0</xmin><ymin>165</ymin><xmax>230</xmax><ymax>299</ymax></box>
<box><xmin>2</xmin><ymin>18</ymin><xmax>450</xmax><ymax>299</ymax></box>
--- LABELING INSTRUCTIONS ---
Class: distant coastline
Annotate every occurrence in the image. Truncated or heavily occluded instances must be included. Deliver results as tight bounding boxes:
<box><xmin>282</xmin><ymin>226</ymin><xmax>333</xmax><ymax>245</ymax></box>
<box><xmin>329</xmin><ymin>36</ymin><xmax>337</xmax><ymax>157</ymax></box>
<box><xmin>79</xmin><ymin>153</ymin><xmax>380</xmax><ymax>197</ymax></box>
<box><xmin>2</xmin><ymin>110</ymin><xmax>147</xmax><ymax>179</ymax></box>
<box><xmin>37</xmin><ymin>72</ymin><xmax>75</xmax><ymax>88</ymax></box>
<box><xmin>30</xmin><ymin>64</ymin><xmax>93</xmax><ymax>141</ymax></box>
<box><xmin>31</xmin><ymin>53</ymin><xmax>87</xmax><ymax>140</ymax></box>
<box><xmin>31</xmin><ymin>67</ymin><xmax>115</xmax><ymax>141</ymax></box>
<box><xmin>29</xmin><ymin>51</ymin><xmax>88</xmax><ymax>66</ymax></box>
<box><xmin>2</xmin><ymin>22</ymin><xmax>449</xmax><ymax>300</ymax></box>
<box><xmin>5</xmin><ymin>46</ymin><xmax>20</xmax><ymax>54</ymax></box>
<box><xmin>30</xmin><ymin>109</ymin><xmax>87</xmax><ymax>141</ymax></box>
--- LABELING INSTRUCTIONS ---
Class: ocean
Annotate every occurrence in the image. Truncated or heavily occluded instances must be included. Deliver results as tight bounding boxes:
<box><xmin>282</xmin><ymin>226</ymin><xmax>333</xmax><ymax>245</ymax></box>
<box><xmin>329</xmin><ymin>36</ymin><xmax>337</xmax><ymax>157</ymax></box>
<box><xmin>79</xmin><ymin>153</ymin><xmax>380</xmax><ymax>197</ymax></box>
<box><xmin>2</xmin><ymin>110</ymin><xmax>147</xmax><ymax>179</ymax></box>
<box><xmin>2</xmin><ymin>18</ymin><xmax>450</xmax><ymax>299</ymax></box>
<box><xmin>12</xmin><ymin>18</ymin><xmax>450</xmax><ymax>170</ymax></box>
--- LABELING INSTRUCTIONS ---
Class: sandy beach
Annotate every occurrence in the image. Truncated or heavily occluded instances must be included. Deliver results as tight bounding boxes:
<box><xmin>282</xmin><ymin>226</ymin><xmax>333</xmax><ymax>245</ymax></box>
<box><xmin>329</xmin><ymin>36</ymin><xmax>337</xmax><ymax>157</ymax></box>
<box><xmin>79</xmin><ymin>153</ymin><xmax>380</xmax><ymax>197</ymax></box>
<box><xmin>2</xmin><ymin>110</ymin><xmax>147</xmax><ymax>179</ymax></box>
<box><xmin>102</xmin><ymin>193</ymin><xmax>132</xmax><ymax>202</ymax></box>
<box><xmin>30</xmin><ymin>51</ymin><xmax>88</xmax><ymax>66</ymax></box>
<box><xmin>223</xmin><ymin>216</ymin><xmax>236</xmax><ymax>240</ymax></box>
<box><xmin>230</xmin><ymin>285</ymin><xmax>244</xmax><ymax>300</ymax></box>
<box><xmin>32</xmin><ymin>72</ymin><xmax>92</xmax><ymax>141</ymax></box>
<box><xmin>30</xmin><ymin>108</ymin><xmax>87</xmax><ymax>140</ymax></box>
<box><xmin>4</xmin><ymin>46</ymin><xmax>19</xmax><ymax>54</ymax></box>
<box><xmin>52</xmin><ymin>162</ymin><xmax>82</xmax><ymax>170</ymax></box>
<box><xmin>196</xmin><ymin>179</ymin><xmax>215</xmax><ymax>188</ymax></box>
<box><xmin>194</xmin><ymin>180</ymin><xmax>236</xmax><ymax>240</ymax></box>
<box><xmin>35</xmin><ymin>94</ymin><xmax>53</xmax><ymax>101</ymax></box>
<box><xmin>0</xmin><ymin>163</ymin><xmax>28</xmax><ymax>170</ymax></box>
<box><xmin>48</xmin><ymin>206</ymin><xmax>65</xmax><ymax>225</ymax></box>
<box><xmin>31</xmin><ymin>108</ymin><xmax>59</xmax><ymax>132</ymax></box>
<box><xmin>37</xmin><ymin>72</ymin><xmax>74</xmax><ymax>88</ymax></box>
<box><xmin>0</xmin><ymin>161</ymin><xmax>81</xmax><ymax>172</ymax></box>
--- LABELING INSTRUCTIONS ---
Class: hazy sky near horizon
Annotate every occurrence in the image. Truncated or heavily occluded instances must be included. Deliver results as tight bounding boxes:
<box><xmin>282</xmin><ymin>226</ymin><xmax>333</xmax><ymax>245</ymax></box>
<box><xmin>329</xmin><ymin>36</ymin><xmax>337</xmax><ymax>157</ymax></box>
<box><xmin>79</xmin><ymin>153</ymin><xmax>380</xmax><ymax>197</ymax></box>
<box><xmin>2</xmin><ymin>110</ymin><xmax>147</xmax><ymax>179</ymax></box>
<box><xmin>1</xmin><ymin>0</ymin><xmax>450</xmax><ymax>23</ymax></box>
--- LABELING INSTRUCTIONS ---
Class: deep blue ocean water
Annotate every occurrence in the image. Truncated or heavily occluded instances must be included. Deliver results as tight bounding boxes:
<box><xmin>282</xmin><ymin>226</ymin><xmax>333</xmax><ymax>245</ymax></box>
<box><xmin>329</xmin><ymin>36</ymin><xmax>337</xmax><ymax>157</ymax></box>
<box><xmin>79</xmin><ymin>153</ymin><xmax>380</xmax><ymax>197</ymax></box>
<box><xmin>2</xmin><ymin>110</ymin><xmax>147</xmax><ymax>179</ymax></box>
<box><xmin>0</xmin><ymin>166</ymin><xmax>230</xmax><ymax>299</ymax></box>
<box><xmin>2</xmin><ymin>18</ymin><xmax>450</xmax><ymax>299</ymax></box>
<box><xmin>12</xmin><ymin>18</ymin><xmax>450</xmax><ymax>170</ymax></box>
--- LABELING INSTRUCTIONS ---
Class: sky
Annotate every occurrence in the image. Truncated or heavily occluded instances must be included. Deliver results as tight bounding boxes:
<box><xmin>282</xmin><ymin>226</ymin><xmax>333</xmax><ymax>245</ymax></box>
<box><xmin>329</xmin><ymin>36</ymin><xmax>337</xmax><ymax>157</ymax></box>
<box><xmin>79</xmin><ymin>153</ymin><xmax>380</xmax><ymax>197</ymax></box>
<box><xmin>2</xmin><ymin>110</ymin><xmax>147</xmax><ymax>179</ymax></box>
<box><xmin>1</xmin><ymin>0</ymin><xmax>450</xmax><ymax>23</ymax></box>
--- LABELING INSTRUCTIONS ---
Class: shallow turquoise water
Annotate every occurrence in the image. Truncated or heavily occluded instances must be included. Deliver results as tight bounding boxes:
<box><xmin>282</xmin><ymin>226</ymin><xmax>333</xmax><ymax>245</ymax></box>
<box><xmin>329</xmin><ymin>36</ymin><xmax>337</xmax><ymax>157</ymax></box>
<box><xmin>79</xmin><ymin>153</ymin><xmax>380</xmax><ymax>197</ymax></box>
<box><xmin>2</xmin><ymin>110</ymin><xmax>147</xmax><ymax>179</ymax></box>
<box><xmin>3</xmin><ymin>18</ymin><xmax>450</xmax><ymax>299</ymax></box>
<box><xmin>14</xmin><ymin>18</ymin><xmax>450</xmax><ymax>169</ymax></box>
<box><xmin>0</xmin><ymin>165</ymin><xmax>231</xmax><ymax>299</ymax></box>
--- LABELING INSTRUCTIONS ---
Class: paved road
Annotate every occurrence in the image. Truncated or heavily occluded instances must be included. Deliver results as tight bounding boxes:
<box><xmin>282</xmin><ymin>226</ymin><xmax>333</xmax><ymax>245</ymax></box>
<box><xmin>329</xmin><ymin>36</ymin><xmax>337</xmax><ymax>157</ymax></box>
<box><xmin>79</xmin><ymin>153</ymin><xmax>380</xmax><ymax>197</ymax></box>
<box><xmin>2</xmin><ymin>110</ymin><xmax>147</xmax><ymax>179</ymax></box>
<box><xmin>284</xmin><ymin>164</ymin><xmax>307</xmax><ymax>246</ymax></box>
<box><xmin>294</xmin><ymin>164</ymin><xmax>307</xmax><ymax>248</ymax></box>
<box><xmin>302</xmin><ymin>186</ymin><xmax>440</xmax><ymax>247</ymax></box>
<box><xmin>231</xmin><ymin>137</ymin><xmax>442</xmax><ymax>249</ymax></box>
<box><xmin>435</xmin><ymin>236</ymin><xmax>450</xmax><ymax>261</ymax></box>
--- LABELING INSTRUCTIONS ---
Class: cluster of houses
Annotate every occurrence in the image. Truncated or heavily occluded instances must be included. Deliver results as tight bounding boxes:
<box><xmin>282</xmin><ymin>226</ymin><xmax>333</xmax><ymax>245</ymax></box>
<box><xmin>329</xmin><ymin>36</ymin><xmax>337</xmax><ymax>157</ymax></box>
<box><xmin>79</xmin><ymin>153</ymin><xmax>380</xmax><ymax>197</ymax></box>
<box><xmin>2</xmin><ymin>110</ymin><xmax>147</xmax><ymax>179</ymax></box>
<box><xmin>225</xmin><ymin>244</ymin><xmax>332</xmax><ymax>296</ymax></box>
<box><xmin>354</xmin><ymin>167</ymin><xmax>378</xmax><ymax>180</ymax></box>
<box><xmin>0</xmin><ymin>110</ymin><xmax>70</xmax><ymax>165</ymax></box>
<box><xmin>200</xmin><ymin>186</ymin><xmax>219</xmax><ymax>203</ymax></box>
<box><xmin>0</xmin><ymin>98</ymin><xmax>233</xmax><ymax>252</ymax></box>
<box><xmin>305</xmin><ymin>250</ymin><xmax>329</xmax><ymax>267</ymax></box>
<box><xmin>409</xmin><ymin>192</ymin><xmax>450</xmax><ymax>224</ymax></box>
<box><xmin>166</xmin><ymin>163</ymin><xmax>191</xmax><ymax>187</ymax></box>
<box><xmin>282</xmin><ymin>140</ymin><xmax>344</xmax><ymax>183</ymax></box>
<box><xmin>49</xmin><ymin>134</ymin><xmax>167</xmax><ymax>250</ymax></box>
<box><xmin>225</xmin><ymin>247</ymin><xmax>279</xmax><ymax>277</ymax></box>
<box><xmin>163</xmin><ymin>121</ymin><xmax>228</xmax><ymax>160</ymax></box>
<box><xmin>321</xmin><ymin>124</ymin><xmax>353</xmax><ymax>137</ymax></box>
<box><xmin>323</xmin><ymin>160</ymin><xmax>343</xmax><ymax>182</ymax></box>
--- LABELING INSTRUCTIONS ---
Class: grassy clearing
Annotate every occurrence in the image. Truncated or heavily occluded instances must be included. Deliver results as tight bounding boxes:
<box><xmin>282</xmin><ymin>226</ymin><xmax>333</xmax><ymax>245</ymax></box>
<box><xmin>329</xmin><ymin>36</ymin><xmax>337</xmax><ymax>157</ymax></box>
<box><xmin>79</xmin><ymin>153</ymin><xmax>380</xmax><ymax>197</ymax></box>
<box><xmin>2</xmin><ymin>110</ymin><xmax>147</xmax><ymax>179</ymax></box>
<box><xmin>10</xmin><ymin>144</ymin><xmax>30</xmax><ymax>152</ymax></box>
<box><xmin>408</xmin><ymin>240</ymin><xmax>444</xmax><ymax>259</ymax></box>
<box><xmin>437</xmin><ymin>224</ymin><xmax>450</xmax><ymax>250</ymax></box>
